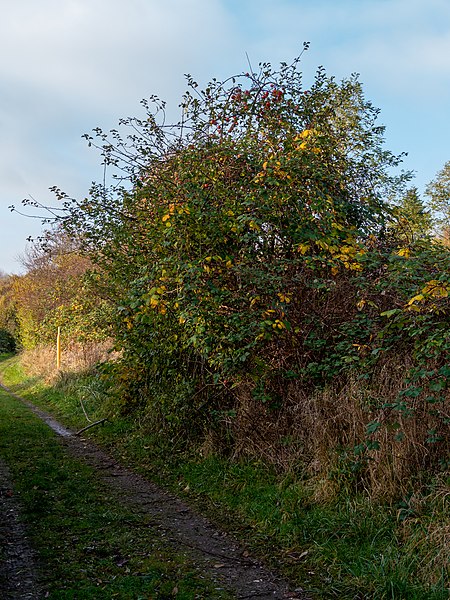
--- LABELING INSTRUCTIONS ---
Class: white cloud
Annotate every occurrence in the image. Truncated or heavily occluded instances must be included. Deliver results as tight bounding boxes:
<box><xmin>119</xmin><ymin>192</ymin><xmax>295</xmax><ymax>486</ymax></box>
<box><xmin>1</xmin><ymin>0</ymin><xmax>449</xmax><ymax>272</ymax></box>
<box><xmin>0</xmin><ymin>0</ymin><xmax>241</xmax><ymax>111</ymax></box>
<box><xmin>0</xmin><ymin>0</ymin><xmax>247</xmax><ymax>270</ymax></box>
<box><xmin>237</xmin><ymin>0</ymin><xmax>450</xmax><ymax>99</ymax></box>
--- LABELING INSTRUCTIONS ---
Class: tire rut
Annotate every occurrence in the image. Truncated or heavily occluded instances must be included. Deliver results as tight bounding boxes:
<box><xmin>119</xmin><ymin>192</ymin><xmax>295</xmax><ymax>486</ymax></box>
<box><xmin>0</xmin><ymin>459</ymin><xmax>41</xmax><ymax>600</ymax></box>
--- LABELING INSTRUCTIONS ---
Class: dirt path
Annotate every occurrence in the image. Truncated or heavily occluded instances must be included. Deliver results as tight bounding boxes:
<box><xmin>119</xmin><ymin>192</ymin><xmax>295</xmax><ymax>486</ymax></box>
<box><xmin>0</xmin><ymin>384</ymin><xmax>309</xmax><ymax>599</ymax></box>
<box><xmin>0</xmin><ymin>459</ymin><xmax>41</xmax><ymax>599</ymax></box>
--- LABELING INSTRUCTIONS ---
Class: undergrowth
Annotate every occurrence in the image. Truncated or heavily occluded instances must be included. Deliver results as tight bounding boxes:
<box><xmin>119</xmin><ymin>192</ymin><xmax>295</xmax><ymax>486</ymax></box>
<box><xmin>0</xmin><ymin>353</ymin><xmax>448</xmax><ymax>599</ymax></box>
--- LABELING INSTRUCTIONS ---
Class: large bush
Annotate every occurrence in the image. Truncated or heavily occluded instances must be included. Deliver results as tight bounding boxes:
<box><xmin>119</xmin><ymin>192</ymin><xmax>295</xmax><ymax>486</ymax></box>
<box><xmin>22</xmin><ymin>55</ymin><xmax>449</xmax><ymax>492</ymax></box>
<box><xmin>57</xmin><ymin>57</ymin><xmax>406</xmax><ymax>377</ymax></box>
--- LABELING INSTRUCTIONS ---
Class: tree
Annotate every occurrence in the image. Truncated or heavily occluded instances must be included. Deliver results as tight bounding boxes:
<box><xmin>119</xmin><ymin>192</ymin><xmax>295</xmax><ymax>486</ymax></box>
<box><xmin>0</xmin><ymin>273</ymin><xmax>18</xmax><ymax>350</ymax></box>
<box><xmin>12</xmin><ymin>229</ymin><xmax>110</xmax><ymax>349</ymax></box>
<box><xmin>389</xmin><ymin>186</ymin><xmax>433</xmax><ymax>243</ymax></box>
<box><xmin>425</xmin><ymin>160</ymin><xmax>450</xmax><ymax>243</ymax></box>
<box><xmin>12</xmin><ymin>55</ymin><xmax>450</xmax><ymax>488</ymax></box>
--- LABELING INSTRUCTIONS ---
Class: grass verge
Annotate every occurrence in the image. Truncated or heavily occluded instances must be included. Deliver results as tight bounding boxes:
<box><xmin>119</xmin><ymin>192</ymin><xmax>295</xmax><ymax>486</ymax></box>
<box><xmin>0</xmin><ymin>354</ymin><xmax>448</xmax><ymax>599</ymax></box>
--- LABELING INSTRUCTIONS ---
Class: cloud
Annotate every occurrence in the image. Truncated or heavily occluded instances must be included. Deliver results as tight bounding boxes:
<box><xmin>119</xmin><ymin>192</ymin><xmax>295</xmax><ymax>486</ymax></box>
<box><xmin>0</xmin><ymin>0</ymin><xmax>242</xmax><ymax>113</ymax></box>
<box><xmin>0</xmin><ymin>0</ymin><xmax>247</xmax><ymax>271</ymax></box>
<box><xmin>236</xmin><ymin>0</ymin><xmax>450</xmax><ymax>101</ymax></box>
<box><xmin>1</xmin><ymin>0</ymin><xmax>449</xmax><ymax>272</ymax></box>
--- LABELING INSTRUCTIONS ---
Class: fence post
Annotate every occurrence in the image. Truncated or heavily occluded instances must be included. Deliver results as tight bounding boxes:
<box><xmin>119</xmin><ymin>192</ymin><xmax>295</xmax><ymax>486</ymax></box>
<box><xmin>56</xmin><ymin>326</ymin><xmax>61</xmax><ymax>370</ymax></box>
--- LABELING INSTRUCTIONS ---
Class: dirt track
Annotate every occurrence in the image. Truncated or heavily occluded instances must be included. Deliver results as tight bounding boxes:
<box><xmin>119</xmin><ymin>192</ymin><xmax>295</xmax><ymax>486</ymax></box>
<box><xmin>0</xmin><ymin>384</ymin><xmax>309</xmax><ymax>599</ymax></box>
<box><xmin>0</xmin><ymin>459</ymin><xmax>40</xmax><ymax>599</ymax></box>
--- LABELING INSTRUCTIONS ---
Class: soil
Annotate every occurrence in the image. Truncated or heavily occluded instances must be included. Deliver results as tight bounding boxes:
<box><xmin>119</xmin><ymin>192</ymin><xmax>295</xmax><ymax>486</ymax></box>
<box><xmin>0</xmin><ymin>384</ymin><xmax>310</xmax><ymax>600</ymax></box>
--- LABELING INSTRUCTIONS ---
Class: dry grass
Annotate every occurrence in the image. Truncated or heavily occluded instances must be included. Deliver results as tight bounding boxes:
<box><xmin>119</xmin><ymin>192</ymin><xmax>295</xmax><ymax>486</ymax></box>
<box><xmin>227</xmin><ymin>355</ymin><xmax>449</xmax><ymax>502</ymax></box>
<box><xmin>20</xmin><ymin>341</ymin><xmax>117</xmax><ymax>382</ymax></box>
<box><xmin>18</xmin><ymin>339</ymin><xmax>449</xmax><ymax>509</ymax></box>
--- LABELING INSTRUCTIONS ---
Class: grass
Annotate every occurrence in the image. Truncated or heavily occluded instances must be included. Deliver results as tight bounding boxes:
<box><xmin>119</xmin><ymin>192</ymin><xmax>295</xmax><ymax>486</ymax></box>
<box><xmin>0</xmin><ymin>365</ymin><xmax>231</xmax><ymax>599</ymax></box>
<box><xmin>171</xmin><ymin>459</ymin><xmax>448</xmax><ymax>599</ymax></box>
<box><xmin>0</xmin><ymin>353</ymin><xmax>448</xmax><ymax>599</ymax></box>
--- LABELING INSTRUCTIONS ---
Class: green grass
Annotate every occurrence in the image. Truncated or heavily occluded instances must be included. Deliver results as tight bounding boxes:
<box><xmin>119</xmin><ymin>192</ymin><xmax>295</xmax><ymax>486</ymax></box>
<box><xmin>0</xmin><ymin>354</ymin><xmax>448</xmax><ymax>599</ymax></box>
<box><xmin>168</xmin><ymin>458</ymin><xmax>448</xmax><ymax>599</ymax></box>
<box><xmin>0</xmin><ymin>375</ymin><xmax>231</xmax><ymax>598</ymax></box>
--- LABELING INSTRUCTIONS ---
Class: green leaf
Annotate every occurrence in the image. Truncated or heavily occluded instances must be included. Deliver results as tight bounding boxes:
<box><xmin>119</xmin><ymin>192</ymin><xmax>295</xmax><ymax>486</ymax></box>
<box><xmin>366</xmin><ymin>420</ymin><xmax>381</xmax><ymax>435</ymax></box>
<box><xmin>380</xmin><ymin>309</ymin><xmax>400</xmax><ymax>318</ymax></box>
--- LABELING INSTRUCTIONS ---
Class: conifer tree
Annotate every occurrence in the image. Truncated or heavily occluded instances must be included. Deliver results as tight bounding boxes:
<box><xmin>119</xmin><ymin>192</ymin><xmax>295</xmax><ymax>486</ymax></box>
<box><xmin>425</xmin><ymin>161</ymin><xmax>450</xmax><ymax>243</ymax></box>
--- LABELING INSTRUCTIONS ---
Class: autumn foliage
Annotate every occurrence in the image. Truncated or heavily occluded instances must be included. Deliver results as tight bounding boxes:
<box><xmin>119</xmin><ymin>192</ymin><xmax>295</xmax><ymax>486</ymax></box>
<box><xmin>6</xmin><ymin>55</ymin><xmax>450</xmax><ymax>497</ymax></box>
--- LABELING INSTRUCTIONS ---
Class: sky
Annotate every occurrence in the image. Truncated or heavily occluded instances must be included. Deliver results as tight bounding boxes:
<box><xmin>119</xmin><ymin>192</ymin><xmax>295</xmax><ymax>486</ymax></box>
<box><xmin>1</xmin><ymin>0</ymin><xmax>449</xmax><ymax>273</ymax></box>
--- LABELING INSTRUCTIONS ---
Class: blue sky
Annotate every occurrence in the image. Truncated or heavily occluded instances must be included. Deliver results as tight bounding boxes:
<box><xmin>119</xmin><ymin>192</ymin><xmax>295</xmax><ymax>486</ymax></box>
<box><xmin>1</xmin><ymin>0</ymin><xmax>449</xmax><ymax>273</ymax></box>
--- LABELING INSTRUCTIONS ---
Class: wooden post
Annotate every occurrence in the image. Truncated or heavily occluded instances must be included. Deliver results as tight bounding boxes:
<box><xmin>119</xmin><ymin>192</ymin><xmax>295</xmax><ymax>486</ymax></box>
<box><xmin>56</xmin><ymin>327</ymin><xmax>61</xmax><ymax>370</ymax></box>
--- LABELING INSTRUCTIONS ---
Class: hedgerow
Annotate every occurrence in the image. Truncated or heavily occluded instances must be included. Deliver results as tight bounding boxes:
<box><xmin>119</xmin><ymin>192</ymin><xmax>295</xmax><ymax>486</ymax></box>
<box><xmin>12</xmin><ymin>53</ymin><xmax>450</xmax><ymax>496</ymax></box>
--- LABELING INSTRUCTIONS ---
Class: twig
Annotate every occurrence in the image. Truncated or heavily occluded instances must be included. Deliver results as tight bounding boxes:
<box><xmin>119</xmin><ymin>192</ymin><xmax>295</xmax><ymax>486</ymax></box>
<box><xmin>78</xmin><ymin>392</ymin><xmax>93</xmax><ymax>423</ymax></box>
<box><xmin>177</xmin><ymin>538</ymin><xmax>253</xmax><ymax>564</ymax></box>
<box><xmin>75</xmin><ymin>418</ymin><xmax>108</xmax><ymax>436</ymax></box>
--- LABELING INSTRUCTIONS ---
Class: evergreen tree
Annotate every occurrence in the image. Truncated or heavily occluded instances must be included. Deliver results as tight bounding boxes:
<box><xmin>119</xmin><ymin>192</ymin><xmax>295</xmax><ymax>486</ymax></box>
<box><xmin>391</xmin><ymin>186</ymin><xmax>433</xmax><ymax>243</ymax></box>
<box><xmin>425</xmin><ymin>161</ymin><xmax>450</xmax><ymax>243</ymax></box>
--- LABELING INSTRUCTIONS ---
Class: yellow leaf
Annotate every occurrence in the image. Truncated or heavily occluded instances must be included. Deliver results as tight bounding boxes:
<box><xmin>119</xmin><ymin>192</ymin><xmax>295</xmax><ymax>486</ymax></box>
<box><xmin>421</xmin><ymin>280</ymin><xmax>449</xmax><ymax>298</ymax></box>
<box><xmin>356</xmin><ymin>299</ymin><xmax>366</xmax><ymax>310</ymax></box>
<box><xmin>316</xmin><ymin>240</ymin><xmax>328</xmax><ymax>250</ymax></box>
<box><xmin>407</xmin><ymin>294</ymin><xmax>424</xmax><ymax>305</ymax></box>
<box><xmin>407</xmin><ymin>304</ymin><xmax>421</xmax><ymax>312</ymax></box>
<box><xmin>162</xmin><ymin>214</ymin><xmax>171</xmax><ymax>222</ymax></box>
<box><xmin>397</xmin><ymin>247</ymin><xmax>410</xmax><ymax>258</ymax></box>
<box><xmin>277</xmin><ymin>293</ymin><xmax>291</xmax><ymax>303</ymax></box>
<box><xmin>349</xmin><ymin>262</ymin><xmax>363</xmax><ymax>271</ymax></box>
<box><xmin>297</xmin><ymin>243</ymin><xmax>310</xmax><ymax>255</ymax></box>
<box><xmin>331</xmin><ymin>222</ymin><xmax>345</xmax><ymax>231</ymax></box>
